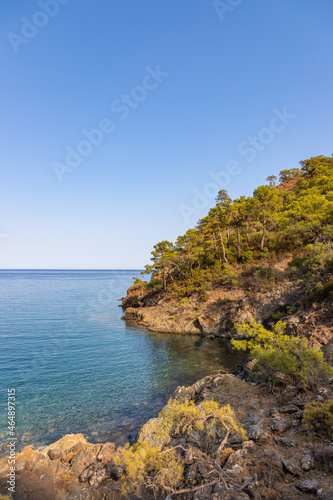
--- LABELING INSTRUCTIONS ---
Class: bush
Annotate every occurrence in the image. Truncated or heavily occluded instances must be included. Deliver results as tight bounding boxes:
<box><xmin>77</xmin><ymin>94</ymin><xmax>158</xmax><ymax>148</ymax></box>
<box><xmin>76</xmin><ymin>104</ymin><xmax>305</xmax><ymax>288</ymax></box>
<box><xmin>180</xmin><ymin>297</ymin><xmax>189</xmax><ymax>306</ymax></box>
<box><xmin>115</xmin><ymin>399</ymin><xmax>246</xmax><ymax>496</ymax></box>
<box><xmin>169</xmin><ymin>315</ymin><xmax>175</xmax><ymax>319</ymax></box>
<box><xmin>241</xmin><ymin>250</ymin><xmax>253</xmax><ymax>263</ymax></box>
<box><xmin>288</xmin><ymin>257</ymin><xmax>306</xmax><ymax>269</ymax></box>
<box><xmin>231</xmin><ymin>319</ymin><xmax>333</xmax><ymax>388</ymax></box>
<box><xmin>302</xmin><ymin>400</ymin><xmax>333</xmax><ymax>438</ymax></box>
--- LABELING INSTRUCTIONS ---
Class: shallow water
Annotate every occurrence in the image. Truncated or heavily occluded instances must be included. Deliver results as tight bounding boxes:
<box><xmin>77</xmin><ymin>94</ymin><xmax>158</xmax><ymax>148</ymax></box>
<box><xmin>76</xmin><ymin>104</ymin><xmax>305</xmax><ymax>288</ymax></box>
<box><xmin>0</xmin><ymin>270</ymin><xmax>243</xmax><ymax>455</ymax></box>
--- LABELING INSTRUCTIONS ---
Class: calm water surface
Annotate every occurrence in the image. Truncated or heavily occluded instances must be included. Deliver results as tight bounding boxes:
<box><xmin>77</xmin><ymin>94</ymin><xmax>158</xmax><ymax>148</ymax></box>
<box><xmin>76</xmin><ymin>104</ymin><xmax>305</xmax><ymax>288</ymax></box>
<box><xmin>0</xmin><ymin>270</ymin><xmax>243</xmax><ymax>455</ymax></box>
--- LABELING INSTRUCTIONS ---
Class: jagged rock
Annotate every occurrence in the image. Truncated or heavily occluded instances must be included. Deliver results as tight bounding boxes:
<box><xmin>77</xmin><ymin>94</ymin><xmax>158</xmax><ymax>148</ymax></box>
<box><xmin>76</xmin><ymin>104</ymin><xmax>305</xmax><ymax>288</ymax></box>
<box><xmin>42</xmin><ymin>433</ymin><xmax>88</xmax><ymax>459</ymax></box>
<box><xmin>317</xmin><ymin>488</ymin><xmax>333</xmax><ymax>499</ymax></box>
<box><xmin>184</xmin><ymin>463</ymin><xmax>197</xmax><ymax>485</ymax></box>
<box><xmin>225</xmin><ymin>449</ymin><xmax>246</xmax><ymax>468</ymax></box>
<box><xmin>282</xmin><ymin>458</ymin><xmax>302</xmax><ymax>476</ymax></box>
<box><xmin>193</xmin><ymin>484</ymin><xmax>213</xmax><ymax>500</ymax></box>
<box><xmin>293</xmin><ymin>409</ymin><xmax>303</xmax><ymax>419</ymax></box>
<box><xmin>273</xmin><ymin>436</ymin><xmax>296</xmax><ymax>447</ymax></box>
<box><xmin>297</xmin><ymin>479</ymin><xmax>320</xmax><ymax>494</ymax></box>
<box><xmin>242</xmin><ymin>440</ymin><xmax>256</xmax><ymax>452</ymax></box>
<box><xmin>275</xmin><ymin>372</ymin><xmax>292</xmax><ymax>385</ymax></box>
<box><xmin>315</xmin><ymin>387</ymin><xmax>330</xmax><ymax>402</ymax></box>
<box><xmin>48</xmin><ymin>447</ymin><xmax>62</xmax><ymax>460</ymax></box>
<box><xmin>279</xmin><ymin>404</ymin><xmax>299</xmax><ymax>414</ymax></box>
<box><xmin>15</xmin><ymin>461</ymin><xmax>27</xmax><ymax>474</ymax></box>
<box><xmin>70</xmin><ymin>444</ymin><xmax>101</xmax><ymax>477</ymax></box>
<box><xmin>301</xmin><ymin>451</ymin><xmax>315</xmax><ymax>471</ymax></box>
<box><xmin>96</xmin><ymin>442</ymin><xmax>116</xmax><ymax>463</ymax></box>
<box><xmin>135</xmin><ymin>417</ymin><xmax>169</xmax><ymax>448</ymax></box>
<box><xmin>106</xmin><ymin>464</ymin><xmax>123</xmax><ymax>481</ymax></box>
<box><xmin>88</xmin><ymin>468</ymin><xmax>107</xmax><ymax>487</ymax></box>
<box><xmin>289</xmin><ymin>397</ymin><xmax>305</xmax><ymax>409</ymax></box>
<box><xmin>66</xmin><ymin>478</ymin><xmax>81</xmax><ymax>493</ymax></box>
<box><xmin>79</xmin><ymin>464</ymin><xmax>97</xmax><ymax>483</ymax></box>
<box><xmin>212</xmin><ymin>492</ymin><xmax>250</xmax><ymax>500</ymax></box>
<box><xmin>247</xmin><ymin>425</ymin><xmax>267</xmax><ymax>443</ymax></box>
<box><xmin>280</xmin><ymin>385</ymin><xmax>299</xmax><ymax>403</ymax></box>
<box><xmin>14</xmin><ymin>465</ymin><xmax>60</xmax><ymax>500</ymax></box>
<box><xmin>271</xmin><ymin>417</ymin><xmax>291</xmax><ymax>434</ymax></box>
<box><xmin>224</xmin><ymin>465</ymin><xmax>244</xmax><ymax>476</ymax></box>
<box><xmin>25</xmin><ymin>452</ymin><xmax>45</xmax><ymax>471</ymax></box>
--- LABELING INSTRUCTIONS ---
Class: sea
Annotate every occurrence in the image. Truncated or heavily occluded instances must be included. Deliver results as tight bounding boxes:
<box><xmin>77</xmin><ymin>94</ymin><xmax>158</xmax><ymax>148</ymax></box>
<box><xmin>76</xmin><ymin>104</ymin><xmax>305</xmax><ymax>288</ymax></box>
<box><xmin>0</xmin><ymin>270</ymin><xmax>244</xmax><ymax>456</ymax></box>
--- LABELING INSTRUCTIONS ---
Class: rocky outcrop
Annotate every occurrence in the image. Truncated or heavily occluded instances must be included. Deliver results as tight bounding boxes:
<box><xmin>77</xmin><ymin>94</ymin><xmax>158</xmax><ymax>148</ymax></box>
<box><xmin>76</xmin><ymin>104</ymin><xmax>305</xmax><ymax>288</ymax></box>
<box><xmin>122</xmin><ymin>280</ymin><xmax>302</xmax><ymax>337</ymax></box>
<box><xmin>1</xmin><ymin>375</ymin><xmax>333</xmax><ymax>499</ymax></box>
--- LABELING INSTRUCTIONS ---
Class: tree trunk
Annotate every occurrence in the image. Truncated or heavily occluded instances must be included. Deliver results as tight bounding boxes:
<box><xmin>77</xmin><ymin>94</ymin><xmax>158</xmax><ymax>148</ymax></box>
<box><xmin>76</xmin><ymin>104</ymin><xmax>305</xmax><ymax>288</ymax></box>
<box><xmin>212</xmin><ymin>233</ymin><xmax>222</xmax><ymax>266</ymax></box>
<box><xmin>226</xmin><ymin>227</ymin><xmax>230</xmax><ymax>248</ymax></box>
<box><xmin>245</xmin><ymin>224</ymin><xmax>250</xmax><ymax>249</ymax></box>
<box><xmin>237</xmin><ymin>225</ymin><xmax>241</xmax><ymax>259</ymax></box>
<box><xmin>217</xmin><ymin>224</ymin><xmax>228</xmax><ymax>264</ymax></box>
<box><xmin>260</xmin><ymin>216</ymin><xmax>267</xmax><ymax>252</ymax></box>
<box><xmin>162</xmin><ymin>263</ymin><xmax>166</xmax><ymax>291</ymax></box>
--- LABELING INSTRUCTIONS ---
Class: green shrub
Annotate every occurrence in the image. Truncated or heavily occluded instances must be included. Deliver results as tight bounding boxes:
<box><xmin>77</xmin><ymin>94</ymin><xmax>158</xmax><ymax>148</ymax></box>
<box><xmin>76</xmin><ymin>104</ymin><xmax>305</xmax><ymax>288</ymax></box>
<box><xmin>169</xmin><ymin>315</ymin><xmax>175</xmax><ymax>319</ymax></box>
<box><xmin>231</xmin><ymin>319</ymin><xmax>333</xmax><ymax>388</ymax></box>
<box><xmin>220</xmin><ymin>264</ymin><xmax>238</xmax><ymax>286</ymax></box>
<box><xmin>180</xmin><ymin>297</ymin><xmax>189</xmax><ymax>306</ymax></box>
<box><xmin>148</xmin><ymin>278</ymin><xmax>162</xmax><ymax>289</ymax></box>
<box><xmin>254</xmin><ymin>267</ymin><xmax>273</xmax><ymax>279</ymax></box>
<box><xmin>288</xmin><ymin>256</ymin><xmax>306</xmax><ymax>269</ymax></box>
<box><xmin>302</xmin><ymin>400</ymin><xmax>333</xmax><ymax>438</ymax></box>
<box><xmin>271</xmin><ymin>311</ymin><xmax>285</xmax><ymax>321</ymax></box>
<box><xmin>241</xmin><ymin>250</ymin><xmax>253</xmax><ymax>263</ymax></box>
<box><xmin>115</xmin><ymin>399</ymin><xmax>246</xmax><ymax>496</ymax></box>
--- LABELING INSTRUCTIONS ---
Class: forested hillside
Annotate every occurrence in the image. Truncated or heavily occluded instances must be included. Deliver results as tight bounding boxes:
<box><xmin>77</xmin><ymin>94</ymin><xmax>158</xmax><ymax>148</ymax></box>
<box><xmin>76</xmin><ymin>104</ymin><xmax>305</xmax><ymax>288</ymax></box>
<box><xmin>138</xmin><ymin>155</ymin><xmax>333</xmax><ymax>303</ymax></box>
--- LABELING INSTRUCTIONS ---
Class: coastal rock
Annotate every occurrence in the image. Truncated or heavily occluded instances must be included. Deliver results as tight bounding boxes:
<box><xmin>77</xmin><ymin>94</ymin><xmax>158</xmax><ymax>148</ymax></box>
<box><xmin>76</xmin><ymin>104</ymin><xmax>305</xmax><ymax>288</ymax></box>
<box><xmin>96</xmin><ymin>442</ymin><xmax>116</xmax><ymax>463</ymax></box>
<box><xmin>106</xmin><ymin>464</ymin><xmax>123</xmax><ymax>481</ymax></box>
<box><xmin>48</xmin><ymin>447</ymin><xmax>62</xmax><ymax>460</ymax></box>
<box><xmin>42</xmin><ymin>433</ymin><xmax>88</xmax><ymax>459</ymax></box>
<box><xmin>135</xmin><ymin>417</ymin><xmax>169</xmax><ymax>448</ymax></box>
<box><xmin>25</xmin><ymin>452</ymin><xmax>46</xmax><ymax>471</ymax></box>
<box><xmin>70</xmin><ymin>444</ymin><xmax>101</xmax><ymax>477</ymax></box>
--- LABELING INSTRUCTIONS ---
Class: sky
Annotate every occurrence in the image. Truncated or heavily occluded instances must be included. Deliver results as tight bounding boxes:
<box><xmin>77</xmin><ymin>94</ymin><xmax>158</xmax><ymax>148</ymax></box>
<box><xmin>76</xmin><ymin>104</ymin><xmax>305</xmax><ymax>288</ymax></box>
<box><xmin>0</xmin><ymin>0</ymin><xmax>332</xmax><ymax>269</ymax></box>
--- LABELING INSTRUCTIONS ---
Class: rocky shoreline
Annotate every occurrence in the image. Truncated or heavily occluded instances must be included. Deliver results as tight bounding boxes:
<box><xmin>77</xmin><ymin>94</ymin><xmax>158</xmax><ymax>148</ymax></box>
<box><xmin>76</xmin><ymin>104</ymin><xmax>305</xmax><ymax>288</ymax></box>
<box><xmin>1</xmin><ymin>371</ymin><xmax>333</xmax><ymax>499</ymax></box>
<box><xmin>2</xmin><ymin>274</ymin><xmax>333</xmax><ymax>499</ymax></box>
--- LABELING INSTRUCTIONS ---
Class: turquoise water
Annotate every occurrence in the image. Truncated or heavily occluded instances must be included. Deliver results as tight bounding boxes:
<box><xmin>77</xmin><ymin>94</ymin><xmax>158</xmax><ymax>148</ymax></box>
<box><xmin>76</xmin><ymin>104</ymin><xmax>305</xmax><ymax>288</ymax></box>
<box><xmin>0</xmin><ymin>270</ymin><xmax>243</xmax><ymax>455</ymax></box>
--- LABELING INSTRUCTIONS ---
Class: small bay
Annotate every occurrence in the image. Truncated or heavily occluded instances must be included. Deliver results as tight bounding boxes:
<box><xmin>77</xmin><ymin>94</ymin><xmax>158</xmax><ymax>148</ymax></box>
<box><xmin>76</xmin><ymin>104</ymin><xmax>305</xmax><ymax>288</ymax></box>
<box><xmin>0</xmin><ymin>270</ymin><xmax>243</xmax><ymax>456</ymax></box>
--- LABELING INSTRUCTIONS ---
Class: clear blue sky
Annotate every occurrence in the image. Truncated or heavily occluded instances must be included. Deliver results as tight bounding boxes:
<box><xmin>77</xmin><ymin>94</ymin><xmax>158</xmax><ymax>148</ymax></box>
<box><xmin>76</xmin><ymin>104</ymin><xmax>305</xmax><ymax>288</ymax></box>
<box><xmin>1</xmin><ymin>0</ymin><xmax>332</xmax><ymax>269</ymax></box>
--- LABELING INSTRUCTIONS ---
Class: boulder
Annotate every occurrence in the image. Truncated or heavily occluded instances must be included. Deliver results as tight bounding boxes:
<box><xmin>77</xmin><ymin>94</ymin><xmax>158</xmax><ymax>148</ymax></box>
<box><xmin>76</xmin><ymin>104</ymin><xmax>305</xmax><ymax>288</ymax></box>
<box><xmin>48</xmin><ymin>447</ymin><xmax>62</xmax><ymax>460</ymax></box>
<box><xmin>96</xmin><ymin>442</ymin><xmax>116</xmax><ymax>463</ymax></box>
<box><xmin>297</xmin><ymin>479</ymin><xmax>320</xmax><ymax>494</ymax></box>
<box><xmin>282</xmin><ymin>458</ymin><xmax>301</xmax><ymax>476</ymax></box>
<box><xmin>271</xmin><ymin>417</ymin><xmax>291</xmax><ymax>434</ymax></box>
<box><xmin>301</xmin><ymin>451</ymin><xmax>315</xmax><ymax>471</ymax></box>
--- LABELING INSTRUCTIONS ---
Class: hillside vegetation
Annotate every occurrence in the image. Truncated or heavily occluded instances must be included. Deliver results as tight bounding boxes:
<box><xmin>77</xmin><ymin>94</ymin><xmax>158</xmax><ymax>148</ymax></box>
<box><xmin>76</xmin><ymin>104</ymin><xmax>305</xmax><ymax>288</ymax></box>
<box><xmin>137</xmin><ymin>155</ymin><xmax>333</xmax><ymax>304</ymax></box>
